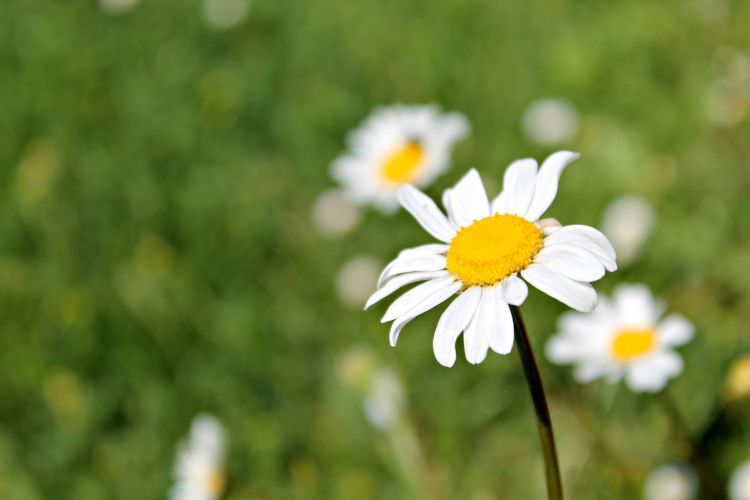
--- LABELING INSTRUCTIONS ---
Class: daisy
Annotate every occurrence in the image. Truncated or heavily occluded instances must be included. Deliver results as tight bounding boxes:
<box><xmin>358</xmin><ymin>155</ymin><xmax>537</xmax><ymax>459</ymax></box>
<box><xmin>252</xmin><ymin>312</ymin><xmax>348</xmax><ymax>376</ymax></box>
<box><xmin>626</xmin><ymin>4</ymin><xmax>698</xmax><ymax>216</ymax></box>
<box><xmin>643</xmin><ymin>464</ymin><xmax>698</xmax><ymax>500</ymax></box>
<box><xmin>546</xmin><ymin>283</ymin><xmax>694</xmax><ymax>393</ymax></box>
<box><xmin>170</xmin><ymin>415</ymin><xmax>226</xmax><ymax>500</ymax></box>
<box><xmin>365</xmin><ymin>151</ymin><xmax>617</xmax><ymax>367</ymax></box>
<box><xmin>331</xmin><ymin>104</ymin><xmax>469</xmax><ymax>213</ymax></box>
<box><xmin>729</xmin><ymin>460</ymin><xmax>750</xmax><ymax>500</ymax></box>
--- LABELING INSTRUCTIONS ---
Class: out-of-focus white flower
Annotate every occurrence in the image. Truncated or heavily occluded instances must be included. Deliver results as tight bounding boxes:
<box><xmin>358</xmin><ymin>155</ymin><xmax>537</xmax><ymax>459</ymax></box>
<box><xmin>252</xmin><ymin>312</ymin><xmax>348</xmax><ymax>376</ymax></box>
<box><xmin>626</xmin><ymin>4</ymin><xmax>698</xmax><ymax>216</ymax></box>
<box><xmin>705</xmin><ymin>48</ymin><xmax>750</xmax><ymax>127</ymax></box>
<box><xmin>203</xmin><ymin>0</ymin><xmax>250</xmax><ymax>29</ymax></box>
<box><xmin>643</xmin><ymin>464</ymin><xmax>698</xmax><ymax>500</ymax></box>
<box><xmin>335</xmin><ymin>256</ymin><xmax>382</xmax><ymax>309</ymax></box>
<box><xmin>692</xmin><ymin>0</ymin><xmax>730</xmax><ymax>24</ymax></box>
<box><xmin>547</xmin><ymin>283</ymin><xmax>693</xmax><ymax>393</ymax></box>
<box><xmin>521</xmin><ymin>98</ymin><xmax>580</xmax><ymax>147</ymax></box>
<box><xmin>363</xmin><ymin>369</ymin><xmax>405</xmax><ymax>430</ymax></box>
<box><xmin>335</xmin><ymin>346</ymin><xmax>377</xmax><ymax>389</ymax></box>
<box><xmin>170</xmin><ymin>415</ymin><xmax>226</xmax><ymax>500</ymax></box>
<box><xmin>601</xmin><ymin>195</ymin><xmax>656</xmax><ymax>266</ymax></box>
<box><xmin>98</xmin><ymin>0</ymin><xmax>140</xmax><ymax>14</ymax></box>
<box><xmin>311</xmin><ymin>189</ymin><xmax>361</xmax><ymax>237</ymax></box>
<box><xmin>366</xmin><ymin>153</ymin><xmax>616</xmax><ymax>367</ymax></box>
<box><xmin>729</xmin><ymin>461</ymin><xmax>750</xmax><ymax>500</ymax></box>
<box><xmin>331</xmin><ymin>104</ymin><xmax>469</xmax><ymax>214</ymax></box>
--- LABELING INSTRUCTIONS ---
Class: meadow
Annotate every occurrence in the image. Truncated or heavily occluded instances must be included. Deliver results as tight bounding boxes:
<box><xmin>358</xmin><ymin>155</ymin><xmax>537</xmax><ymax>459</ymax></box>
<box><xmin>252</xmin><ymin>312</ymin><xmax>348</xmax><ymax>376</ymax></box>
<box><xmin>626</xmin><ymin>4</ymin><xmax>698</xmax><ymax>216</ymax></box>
<box><xmin>1</xmin><ymin>0</ymin><xmax>749</xmax><ymax>498</ymax></box>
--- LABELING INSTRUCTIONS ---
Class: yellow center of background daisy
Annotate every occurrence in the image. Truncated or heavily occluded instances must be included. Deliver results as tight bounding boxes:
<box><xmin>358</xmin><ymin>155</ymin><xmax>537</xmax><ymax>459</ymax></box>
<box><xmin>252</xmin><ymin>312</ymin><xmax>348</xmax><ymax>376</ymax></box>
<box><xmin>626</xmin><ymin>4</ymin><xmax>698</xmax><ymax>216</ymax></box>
<box><xmin>611</xmin><ymin>328</ymin><xmax>656</xmax><ymax>361</ymax></box>
<box><xmin>203</xmin><ymin>469</ymin><xmax>226</xmax><ymax>495</ymax></box>
<box><xmin>446</xmin><ymin>214</ymin><xmax>543</xmax><ymax>287</ymax></box>
<box><xmin>381</xmin><ymin>142</ymin><xmax>424</xmax><ymax>185</ymax></box>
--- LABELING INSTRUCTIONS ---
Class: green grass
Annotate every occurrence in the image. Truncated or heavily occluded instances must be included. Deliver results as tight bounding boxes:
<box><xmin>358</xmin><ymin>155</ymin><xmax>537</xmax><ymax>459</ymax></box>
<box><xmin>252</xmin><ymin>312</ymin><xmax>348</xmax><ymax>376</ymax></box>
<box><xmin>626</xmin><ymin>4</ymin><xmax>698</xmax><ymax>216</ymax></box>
<box><xmin>0</xmin><ymin>0</ymin><xmax>749</xmax><ymax>498</ymax></box>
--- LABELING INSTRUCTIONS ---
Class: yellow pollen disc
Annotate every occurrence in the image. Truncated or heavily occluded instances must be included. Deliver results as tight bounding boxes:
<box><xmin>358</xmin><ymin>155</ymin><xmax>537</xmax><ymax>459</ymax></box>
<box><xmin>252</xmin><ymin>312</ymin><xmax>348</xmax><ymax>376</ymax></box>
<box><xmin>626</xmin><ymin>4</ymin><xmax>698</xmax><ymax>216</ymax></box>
<box><xmin>446</xmin><ymin>214</ymin><xmax>543</xmax><ymax>287</ymax></box>
<box><xmin>380</xmin><ymin>142</ymin><xmax>424</xmax><ymax>185</ymax></box>
<box><xmin>203</xmin><ymin>470</ymin><xmax>226</xmax><ymax>495</ymax></box>
<box><xmin>611</xmin><ymin>329</ymin><xmax>657</xmax><ymax>362</ymax></box>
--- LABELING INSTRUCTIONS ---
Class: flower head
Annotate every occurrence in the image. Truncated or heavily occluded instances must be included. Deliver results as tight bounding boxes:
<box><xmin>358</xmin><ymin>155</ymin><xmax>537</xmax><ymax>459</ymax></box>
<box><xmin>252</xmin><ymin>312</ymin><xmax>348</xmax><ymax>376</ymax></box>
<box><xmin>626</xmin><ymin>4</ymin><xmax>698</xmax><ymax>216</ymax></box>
<box><xmin>546</xmin><ymin>283</ymin><xmax>694</xmax><ymax>392</ymax></box>
<box><xmin>729</xmin><ymin>460</ymin><xmax>750</xmax><ymax>500</ymax></box>
<box><xmin>331</xmin><ymin>104</ymin><xmax>469</xmax><ymax>213</ymax></box>
<box><xmin>170</xmin><ymin>415</ymin><xmax>226</xmax><ymax>500</ymax></box>
<box><xmin>601</xmin><ymin>195</ymin><xmax>656</xmax><ymax>266</ymax></box>
<box><xmin>644</xmin><ymin>464</ymin><xmax>698</xmax><ymax>500</ymax></box>
<box><xmin>366</xmin><ymin>151</ymin><xmax>616</xmax><ymax>367</ymax></box>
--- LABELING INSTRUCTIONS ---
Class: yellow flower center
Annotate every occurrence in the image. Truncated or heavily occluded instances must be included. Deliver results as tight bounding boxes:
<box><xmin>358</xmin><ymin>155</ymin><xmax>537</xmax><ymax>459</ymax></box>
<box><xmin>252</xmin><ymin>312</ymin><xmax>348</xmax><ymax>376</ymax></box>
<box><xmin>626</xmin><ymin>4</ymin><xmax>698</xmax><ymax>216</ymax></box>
<box><xmin>446</xmin><ymin>214</ymin><xmax>543</xmax><ymax>287</ymax></box>
<box><xmin>611</xmin><ymin>328</ymin><xmax>657</xmax><ymax>362</ymax></box>
<box><xmin>381</xmin><ymin>142</ymin><xmax>424</xmax><ymax>185</ymax></box>
<box><xmin>202</xmin><ymin>470</ymin><xmax>226</xmax><ymax>495</ymax></box>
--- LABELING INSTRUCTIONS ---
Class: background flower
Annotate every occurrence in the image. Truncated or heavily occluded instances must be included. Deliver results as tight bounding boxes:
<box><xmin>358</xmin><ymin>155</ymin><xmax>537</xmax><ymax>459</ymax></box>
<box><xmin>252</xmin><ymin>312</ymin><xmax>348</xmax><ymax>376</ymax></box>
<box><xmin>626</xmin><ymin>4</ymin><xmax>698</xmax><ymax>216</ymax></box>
<box><xmin>547</xmin><ymin>283</ymin><xmax>694</xmax><ymax>392</ymax></box>
<box><xmin>331</xmin><ymin>104</ymin><xmax>469</xmax><ymax>213</ymax></box>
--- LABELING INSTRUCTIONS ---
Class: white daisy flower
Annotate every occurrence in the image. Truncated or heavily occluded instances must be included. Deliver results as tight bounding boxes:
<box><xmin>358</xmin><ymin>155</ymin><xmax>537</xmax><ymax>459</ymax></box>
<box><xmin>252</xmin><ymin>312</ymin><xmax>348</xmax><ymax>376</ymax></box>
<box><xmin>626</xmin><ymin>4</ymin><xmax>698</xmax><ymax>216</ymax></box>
<box><xmin>729</xmin><ymin>460</ymin><xmax>750</xmax><ymax>500</ymax></box>
<box><xmin>365</xmin><ymin>151</ymin><xmax>617</xmax><ymax>367</ymax></box>
<box><xmin>335</xmin><ymin>255</ymin><xmax>382</xmax><ymax>309</ymax></box>
<box><xmin>546</xmin><ymin>283</ymin><xmax>694</xmax><ymax>393</ymax></box>
<box><xmin>170</xmin><ymin>415</ymin><xmax>226</xmax><ymax>500</ymax></box>
<box><xmin>643</xmin><ymin>463</ymin><xmax>698</xmax><ymax>500</ymax></box>
<box><xmin>331</xmin><ymin>104</ymin><xmax>470</xmax><ymax>214</ymax></box>
<box><xmin>363</xmin><ymin>368</ymin><xmax>405</xmax><ymax>431</ymax></box>
<box><xmin>601</xmin><ymin>195</ymin><xmax>656</xmax><ymax>266</ymax></box>
<box><xmin>521</xmin><ymin>98</ymin><xmax>580</xmax><ymax>147</ymax></box>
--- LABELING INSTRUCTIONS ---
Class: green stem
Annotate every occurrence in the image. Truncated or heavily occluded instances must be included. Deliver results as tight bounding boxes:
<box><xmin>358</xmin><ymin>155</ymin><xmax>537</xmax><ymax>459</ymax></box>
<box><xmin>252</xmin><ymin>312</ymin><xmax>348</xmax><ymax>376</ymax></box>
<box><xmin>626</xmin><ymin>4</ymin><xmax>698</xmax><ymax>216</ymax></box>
<box><xmin>511</xmin><ymin>306</ymin><xmax>564</xmax><ymax>500</ymax></box>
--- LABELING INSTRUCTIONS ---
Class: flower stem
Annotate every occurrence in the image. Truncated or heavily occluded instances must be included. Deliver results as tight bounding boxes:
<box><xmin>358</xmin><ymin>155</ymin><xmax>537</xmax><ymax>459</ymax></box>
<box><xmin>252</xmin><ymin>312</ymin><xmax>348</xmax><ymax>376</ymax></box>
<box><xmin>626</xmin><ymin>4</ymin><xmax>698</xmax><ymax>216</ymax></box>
<box><xmin>659</xmin><ymin>389</ymin><xmax>726</xmax><ymax>500</ymax></box>
<box><xmin>510</xmin><ymin>306</ymin><xmax>563</xmax><ymax>500</ymax></box>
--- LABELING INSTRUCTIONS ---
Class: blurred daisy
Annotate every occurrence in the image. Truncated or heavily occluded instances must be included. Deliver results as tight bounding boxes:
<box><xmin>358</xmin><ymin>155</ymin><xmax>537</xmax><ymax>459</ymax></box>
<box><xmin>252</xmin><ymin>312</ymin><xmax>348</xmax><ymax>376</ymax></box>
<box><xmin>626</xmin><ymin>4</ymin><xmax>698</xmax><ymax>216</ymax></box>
<box><xmin>601</xmin><ymin>195</ymin><xmax>656</xmax><ymax>266</ymax></box>
<box><xmin>170</xmin><ymin>415</ymin><xmax>226</xmax><ymax>500</ymax></box>
<box><xmin>729</xmin><ymin>461</ymin><xmax>750</xmax><ymax>500</ymax></box>
<box><xmin>644</xmin><ymin>464</ymin><xmax>698</xmax><ymax>500</ymax></box>
<box><xmin>363</xmin><ymin>368</ymin><xmax>405</xmax><ymax>430</ymax></box>
<box><xmin>202</xmin><ymin>0</ymin><xmax>250</xmax><ymax>29</ymax></box>
<box><xmin>366</xmin><ymin>151</ymin><xmax>616</xmax><ymax>367</ymax></box>
<box><xmin>546</xmin><ymin>283</ymin><xmax>693</xmax><ymax>393</ymax></box>
<box><xmin>311</xmin><ymin>189</ymin><xmax>361</xmax><ymax>237</ymax></box>
<box><xmin>521</xmin><ymin>98</ymin><xmax>580</xmax><ymax>147</ymax></box>
<box><xmin>331</xmin><ymin>104</ymin><xmax>469</xmax><ymax>214</ymax></box>
<box><xmin>98</xmin><ymin>0</ymin><xmax>140</xmax><ymax>14</ymax></box>
<box><xmin>335</xmin><ymin>255</ymin><xmax>382</xmax><ymax>309</ymax></box>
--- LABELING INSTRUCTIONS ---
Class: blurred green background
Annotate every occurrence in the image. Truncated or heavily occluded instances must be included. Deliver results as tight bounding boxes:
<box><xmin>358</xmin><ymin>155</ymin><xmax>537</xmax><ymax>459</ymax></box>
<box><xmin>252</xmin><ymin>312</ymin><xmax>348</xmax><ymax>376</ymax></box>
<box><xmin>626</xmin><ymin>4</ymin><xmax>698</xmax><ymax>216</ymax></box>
<box><xmin>1</xmin><ymin>0</ymin><xmax>749</xmax><ymax>498</ymax></box>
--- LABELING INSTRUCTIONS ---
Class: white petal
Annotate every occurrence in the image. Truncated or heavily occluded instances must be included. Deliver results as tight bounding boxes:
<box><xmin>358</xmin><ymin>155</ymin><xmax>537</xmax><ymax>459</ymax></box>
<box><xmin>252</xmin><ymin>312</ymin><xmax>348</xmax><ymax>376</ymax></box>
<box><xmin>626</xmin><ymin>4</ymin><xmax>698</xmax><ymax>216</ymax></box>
<box><xmin>535</xmin><ymin>246</ymin><xmax>606</xmax><ymax>282</ymax></box>
<box><xmin>574</xmin><ymin>362</ymin><xmax>619</xmax><ymax>384</ymax></box>
<box><xmin>382</xmin><ymin>276</ymin><xmax>456</xmax><ymax>323</ymax></box>
<box><xmin>521</xmin><ymin>264</ymin><xmax>598</xmax><ymax>312</ymax></box>
<box><xmin>476</xmin><ymin>286</ymin><xmax>515</xmax><ymax>355</ymax></box>
<box><xmin>545</xmin><ymin>225</ymin><xmax>616</xmax><ymax>261</ymax></box>
<box><xmin>502</xmin><ymin>158</ymin><xmax>538</xmax><ymax>216</ymax></box>
<box><xmin>464</xmin><ymin>312</ymin><xmax>490</xmax><ymax>364</ymax></box>
<box><xmin>613</xmin><ymin>283</ymin><xmax>659</xmax><ymax>327</ymax></box>
<box><xmin>441</xmin><ymin>188</ymin><xmax>460</xmax><ymax>228</ymax></box>
<box><xmin>446</xmin><ymin>169</ymin><xmax>490</xmax><ymax>227</ymax></box>
<box><xmin>432</xmin><ymin>287</ymin><xmax>481</xmax><ymax>367</ymax></box>
<box><xmin>377</xmin><ymin>254</ymin><xmax>446</xmax><ymax>288</ymax></box>
<box><xmin>501</xmin><ymin>275</ymin><xmax>529</xmax><ymax>306</ymax></box>
<box><xmin>490</xmin><ymin>190</ymin><xmax>508</xmax><ymax>215</ymax></box>
<box><xmin>366</xmin><ymin>270</ymin><xmax>450</xmax><ymax>310</ymax></box>
<box><xmin>389</xmin><ymin>280</ymin><xmax>462</xmax><ymax>347</ymax></box>
<box><xmin>625</xmin><ymin>351</ymin><xmax>683</xmax><ymax>393</ymax></box>
<box><xmin>546</xmin><ymin>335</ymin><xmax>581</xmax><ymax>364</ymax></box>
<box><xmin>542</xmin><ymin>239</ymin><xmax>617</xmax><ymax>273</ymax></box>
<box><xmin>525</xmin><ymin>151</ymin><xmax>580</xmax><ymax>221</ymax></box>
<box><xmin>397</xmin><ymin>185</ymin><xmax>456</xmax><ymax>243</ymax></box>
<box><xmin>657</xmin><ymin>314</ymin><xmax>694</xmax><ymax>347</ymax></box>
